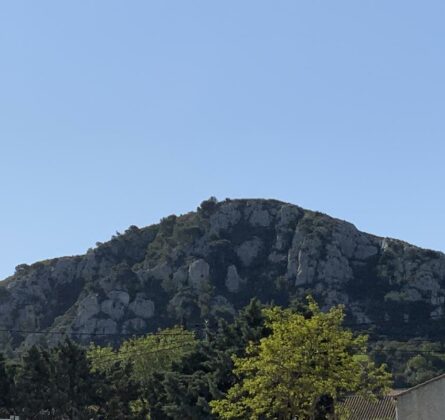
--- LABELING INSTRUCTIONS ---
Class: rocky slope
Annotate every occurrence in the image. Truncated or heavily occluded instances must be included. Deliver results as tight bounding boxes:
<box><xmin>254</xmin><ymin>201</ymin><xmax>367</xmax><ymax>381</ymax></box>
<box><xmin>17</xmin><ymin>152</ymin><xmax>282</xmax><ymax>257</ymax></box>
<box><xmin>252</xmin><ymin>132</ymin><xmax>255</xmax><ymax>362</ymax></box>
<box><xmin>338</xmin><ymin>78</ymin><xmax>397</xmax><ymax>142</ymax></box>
<box><xmin>1</xmin><ymin>198</ymin><xmax>445</xmax><ymax>351</ymax></box>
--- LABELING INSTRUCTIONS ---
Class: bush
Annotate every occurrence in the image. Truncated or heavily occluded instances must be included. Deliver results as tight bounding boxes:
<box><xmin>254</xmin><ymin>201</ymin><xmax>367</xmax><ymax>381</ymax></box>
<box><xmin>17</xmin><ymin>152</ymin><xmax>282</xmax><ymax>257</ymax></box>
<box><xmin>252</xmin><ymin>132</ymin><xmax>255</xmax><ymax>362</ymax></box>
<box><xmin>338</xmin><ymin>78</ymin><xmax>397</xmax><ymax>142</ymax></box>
<box><xmin>198</xmin><ymin>197</ymin><xmax>219</xmax><ymax>218</ymax></box>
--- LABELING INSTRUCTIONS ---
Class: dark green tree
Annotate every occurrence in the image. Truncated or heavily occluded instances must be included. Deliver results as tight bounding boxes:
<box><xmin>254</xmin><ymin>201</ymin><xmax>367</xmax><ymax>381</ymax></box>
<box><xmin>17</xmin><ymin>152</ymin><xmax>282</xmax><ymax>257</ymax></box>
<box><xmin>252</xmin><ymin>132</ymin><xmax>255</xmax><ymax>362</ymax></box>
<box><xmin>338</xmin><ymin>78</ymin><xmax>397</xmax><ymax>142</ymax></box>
<box><xmin>14</xmin><ymin>346</ymin><xmax>54</xmax><ymax>419</ymax></box>
<box><xmin>14</xmin><ymin>341</ymin><xmax>103</xmax><ymax>419</ymax></box>
<box><xmin>49</xmin><ymin>340</ymin><xmax>97</xmax><ymax>419</ymax></box>
<box><xmin>0</xmin><ymin>353</ymin><xmax>14</xmax><ymax>416</ymax></box>
<box><xmin>144</xmin><ymin>299</ymin><xmax>268</xmax><ymax>419</ymax></box>
<box><xmin>94</xmin><ymin>361</ymin><xmax>143</xmax><ymax>419</ymax></box>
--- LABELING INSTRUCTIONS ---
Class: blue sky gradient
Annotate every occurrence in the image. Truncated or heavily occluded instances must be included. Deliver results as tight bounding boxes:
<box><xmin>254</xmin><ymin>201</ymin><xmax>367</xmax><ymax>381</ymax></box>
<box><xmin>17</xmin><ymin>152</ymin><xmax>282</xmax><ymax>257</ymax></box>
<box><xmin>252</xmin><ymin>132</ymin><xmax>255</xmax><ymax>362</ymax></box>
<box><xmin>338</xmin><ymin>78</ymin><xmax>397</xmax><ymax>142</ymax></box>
<box><xmin>1</xmin><ymin>1</ymin><xmax>444</xmax><ymax>280</ymax></box>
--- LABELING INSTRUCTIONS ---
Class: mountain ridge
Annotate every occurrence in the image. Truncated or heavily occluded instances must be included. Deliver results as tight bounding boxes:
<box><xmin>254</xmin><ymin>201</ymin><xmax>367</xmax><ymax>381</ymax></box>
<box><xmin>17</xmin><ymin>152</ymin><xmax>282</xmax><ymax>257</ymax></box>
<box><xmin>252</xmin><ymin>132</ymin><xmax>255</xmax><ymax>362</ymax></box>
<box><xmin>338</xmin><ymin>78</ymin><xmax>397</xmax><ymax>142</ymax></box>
<box><xmin>1</xmin><ymin>198</ymin><xmax>445</xmax><ymax>352</ymax></box>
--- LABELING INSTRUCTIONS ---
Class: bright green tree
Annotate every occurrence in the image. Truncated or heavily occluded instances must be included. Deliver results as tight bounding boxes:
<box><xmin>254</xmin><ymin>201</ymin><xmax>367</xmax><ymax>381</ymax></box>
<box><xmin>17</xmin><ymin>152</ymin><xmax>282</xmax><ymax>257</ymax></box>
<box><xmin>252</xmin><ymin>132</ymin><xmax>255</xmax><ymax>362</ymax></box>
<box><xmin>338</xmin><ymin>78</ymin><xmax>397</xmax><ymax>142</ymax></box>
<box><xmin>119</xmin><ymin>326</ymin><xmax>196</xmax><ymax>383</ymax></box>
<box><xmin>88</xmin><ymin>326</ymin><xmax>197</xmax><ymax>416</ymax></box>
<box><xmin>210</xmin><ymin>298</ymin><xmax>392</xmax><ymax>420</ymax></box>
<box><xmin>88</xmin><ymin>326</ymin><xmax>196</xmax><ymax>381</ymax></box>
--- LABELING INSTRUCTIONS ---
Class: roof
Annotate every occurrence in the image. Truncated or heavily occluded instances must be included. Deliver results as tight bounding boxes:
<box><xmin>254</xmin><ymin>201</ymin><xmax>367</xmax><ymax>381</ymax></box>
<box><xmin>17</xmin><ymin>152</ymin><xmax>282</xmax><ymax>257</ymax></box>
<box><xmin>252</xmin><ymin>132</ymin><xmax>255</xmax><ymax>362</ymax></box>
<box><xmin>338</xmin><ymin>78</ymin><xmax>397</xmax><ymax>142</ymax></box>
<box><xmin>338</xmin><ymin>395</ymin><xmax>396</xmax><ymax>420</ymax></box>
<box><xmin>337</xmin><ymin>373</ymin><xmax>445</xmax><ymax>419</ymax></box>
<box><xmin>393</xmin><ymin>372</ymin><xmax>445</xmax><ymax>398</ymax></box>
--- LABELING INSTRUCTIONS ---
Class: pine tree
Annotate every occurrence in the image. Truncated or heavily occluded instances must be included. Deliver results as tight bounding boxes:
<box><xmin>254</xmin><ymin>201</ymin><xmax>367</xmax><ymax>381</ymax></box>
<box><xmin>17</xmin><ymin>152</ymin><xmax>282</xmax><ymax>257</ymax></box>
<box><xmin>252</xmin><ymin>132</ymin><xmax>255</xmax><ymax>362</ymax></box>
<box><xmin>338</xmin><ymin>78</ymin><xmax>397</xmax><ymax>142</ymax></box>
<box><xmin>147</xmin><ymin>299</ymin><xmax>269</xmax><ymax>419</ymax></box>
<box><xmin>0</xmin><ymin>353</ymin><xmax>13</xmax><ymax>416</ymax></box>
<box><xmin>14</xmin><ymin>346</ymin><xmax>54</xmax><ymax>418</ymax></box>
<box><xmin>50</xmin><ymin>340</ymin><xmax>97</xmax><ymax>418</ymax></box>
<box><xmin>95</xmin><ymin>361</ymin><xmax>143</xmax><ymax>420</ymax></box>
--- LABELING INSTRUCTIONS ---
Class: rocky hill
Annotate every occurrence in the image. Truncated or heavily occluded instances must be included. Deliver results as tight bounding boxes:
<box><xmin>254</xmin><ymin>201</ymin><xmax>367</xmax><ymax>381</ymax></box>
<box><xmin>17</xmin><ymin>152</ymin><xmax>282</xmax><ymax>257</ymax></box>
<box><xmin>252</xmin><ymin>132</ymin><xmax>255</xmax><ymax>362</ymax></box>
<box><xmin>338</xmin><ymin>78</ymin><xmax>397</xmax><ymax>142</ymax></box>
<box><xmin>1</xmin><ymin>198</ymin><xmax>445</xmax><ymax>351</ymax></box>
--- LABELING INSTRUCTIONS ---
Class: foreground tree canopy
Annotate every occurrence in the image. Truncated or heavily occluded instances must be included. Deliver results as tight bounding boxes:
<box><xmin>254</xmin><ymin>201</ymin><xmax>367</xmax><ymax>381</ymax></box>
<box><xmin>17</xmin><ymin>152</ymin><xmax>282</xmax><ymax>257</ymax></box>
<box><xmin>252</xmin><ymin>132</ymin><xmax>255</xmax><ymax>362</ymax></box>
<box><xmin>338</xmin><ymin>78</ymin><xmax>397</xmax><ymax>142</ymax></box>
<box><xmin>210</xmin><ymin>298</ymin><xmax>392</xmax><ymax>419</ymax></box>
<box><xmin>0</xmin><ymin>298</ymin><xmax>397</xmax><ymax>419</ymax></box>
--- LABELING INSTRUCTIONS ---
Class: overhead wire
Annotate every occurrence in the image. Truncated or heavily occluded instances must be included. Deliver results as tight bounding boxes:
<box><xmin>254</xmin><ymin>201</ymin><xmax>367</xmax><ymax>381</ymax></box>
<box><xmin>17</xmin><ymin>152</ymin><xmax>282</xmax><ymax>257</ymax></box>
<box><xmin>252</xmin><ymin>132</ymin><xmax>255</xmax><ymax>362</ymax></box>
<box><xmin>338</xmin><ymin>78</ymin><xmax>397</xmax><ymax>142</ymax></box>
<box><xmin>2</xmin><ymin>305</ymin><xmax>445</xmax><ymax>368</ymax></box>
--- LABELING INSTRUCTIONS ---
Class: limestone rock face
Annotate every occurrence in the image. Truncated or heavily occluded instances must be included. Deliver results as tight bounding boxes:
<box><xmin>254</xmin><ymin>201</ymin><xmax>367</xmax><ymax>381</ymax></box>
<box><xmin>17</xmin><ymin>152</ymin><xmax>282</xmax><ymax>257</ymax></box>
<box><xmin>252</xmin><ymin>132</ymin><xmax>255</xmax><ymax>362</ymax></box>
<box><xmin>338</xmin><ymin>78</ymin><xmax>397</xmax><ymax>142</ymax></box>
<box><xmin>332</xmin><ymin>222</ymin><xmax>380</xmax><ymax>261</ymax></box>
<box><xmin>188</xmin><ymin>259</ymin><xmax>210</xmax><ymax>289</ymax></box>
<box><xmin>245</xmin><ymin>204</ymin><xmax>271</xmax><ymax>227</ymax></box>
<box><xmin>147</xmin><ymin>262</ymin><xmax>172</xmax><ymax>283</ymax></box>
<box><xmin>122</xmin><ymin>318</ymin><xmax>147</xmax><ymax>334</ymax></box>
<box><xmin>101</xmin><ymin>291</ymin><xmax>129</xmax><ymax>321</ymax></box>
<box><xmin>225</xmin><ymin>265</ymin><xmax>243</xmax><ymax>293</ymax></box>
<box><xmin>209</xmin><ymin>202</ymin><xmax>242</xmax><ymax>235</ymax></box>
<box><xmin>236</xmin><ymin>237</ymin><xmax>263</xmax><ymax>267</ymax></box>
<box><xmin>2</xmin><ymin>198</ymin><xmax>445</xmax><ymax>350</ymax></box>
<box><xmin>128</xmin><ymin>294</ymin><xmax>155</xmax><ymax>319</ymax></box>
<box><xmin>78</xmin><ymin>294</ymin><xmax>101</xmax><ymax>322</ymax></box>
<box><xmin>287</xmin><ymin>227</ymin><xmax>315</xmax><ymax>284</ymax></box>
<box><xmin>274</xmin><ymin>205</ymin><xmax>302</xmax><ymax>251</ymax></box>
<box><xmin>96</xmin><ymin>319</ymin><xmax>118</xmax><ymax>335</ymax></box>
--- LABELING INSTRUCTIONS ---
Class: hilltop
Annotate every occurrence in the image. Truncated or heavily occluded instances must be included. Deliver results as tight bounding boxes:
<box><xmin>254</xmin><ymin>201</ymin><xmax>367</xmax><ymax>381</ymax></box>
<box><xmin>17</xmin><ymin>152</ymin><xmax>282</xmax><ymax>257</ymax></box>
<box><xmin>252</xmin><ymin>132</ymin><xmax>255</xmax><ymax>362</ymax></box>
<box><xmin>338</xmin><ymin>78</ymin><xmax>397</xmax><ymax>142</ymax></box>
<box><xmin>1</xmin><ymin>198</ymin><xmax>444</xmax><ymax>353</ymax></box>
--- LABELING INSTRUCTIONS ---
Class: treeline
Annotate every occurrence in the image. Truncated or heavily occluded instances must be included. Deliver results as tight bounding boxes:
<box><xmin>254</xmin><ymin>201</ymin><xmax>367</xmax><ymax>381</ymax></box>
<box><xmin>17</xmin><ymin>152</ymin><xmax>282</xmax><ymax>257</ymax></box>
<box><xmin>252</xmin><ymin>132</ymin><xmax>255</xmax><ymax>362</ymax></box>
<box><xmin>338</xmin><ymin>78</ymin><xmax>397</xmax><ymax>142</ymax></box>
<box><xmin>0</xmin><ymin>300</ymin><xmax>268</xmax><ymax>419</ymax></box>
<box><xmin>0</xmin><ymin>298</ymin><xmax>439</xmax><ymax>419</ymax></box>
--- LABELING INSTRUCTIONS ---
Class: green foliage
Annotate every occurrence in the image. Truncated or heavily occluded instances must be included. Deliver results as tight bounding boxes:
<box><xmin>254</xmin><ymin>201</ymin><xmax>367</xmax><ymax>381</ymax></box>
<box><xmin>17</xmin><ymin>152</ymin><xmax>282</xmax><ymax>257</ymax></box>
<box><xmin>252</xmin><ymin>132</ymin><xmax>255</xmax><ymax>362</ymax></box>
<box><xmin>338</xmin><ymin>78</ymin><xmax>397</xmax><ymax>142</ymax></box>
<box><xmin>298</xmin><ymin>212</ymin><xmax>333</xmax><ymax>245</ymax></box>
<box><xmin>159</xmin><ymin>215</ymin><xmax>177</xmax><ymax>236</ymax></box>
<box><xmin>89</xmin><ymin>327</ymin><xmax>197</xmax><ymax>416</ymax></box>
<box><xmin>198</xmin><ymin>197</ymin><xmax>219</xmax><ymax>218</ymax></box>
<box><xmin>370</xmin><ymin>340</ymin><xmax>445</xmax><ymax>387</ymax></box>
<box><xmin>0</xmin><ymin>301</ymin><xmax>404</xmax><ymax>420</ymax></box>
<box><xmin>94</xmin><ymin>361</ymin><xmax>142</xmax><ymax>419</ymax></box>
<box><xmin>210</xmin><ymin>298</ymin><xmax>391</xmax><ymax>420</ymax></box>
<box><xmin>89</xmin><ymin>327</ymin><xmax>196</xmax><ymax>380</ymax></box>
<box><xmin>13</xmin><ymin>341</ymin><xmax>104</xmax><ymax>418</ymax></box>
<box><xmin>14</xmin><ymin>264</ymin><xmax>30</xmax><ymax>276</ymax></box>
<box><xmin>14</xmin><ymin>346</ymin><xmax>55</xmax><ymax>418</ymax></box>
<box><xmin>47</xmin><ymin>340</ymin><xmax>97</xmax><ymax>418</ymax></box>
<box><xmin>0</xmin><ymin>353</ymin><xmax>13</xmax><ymax>416</ymax></box>
<box><xmin>120</xmin><ymin>327</ymin><xmax>196</xmax><ymax>382</ymax></box>
<box><xmin>142</xmin><ymin>299</ymin><xmax>269</xmax><ymax>419</ymax></box>
<box><xmin>404</xmin><ymin>354</ymin><xmax>439</xmax><ymax>385</ymax></box>
<box><xmin>11</xmin><ymin>340</ymin><xmax>142</xmax><ymax>419</ymax></box>
<box><xmin>168</xmin><ymin>286</ymin><xmax>203</xmax><ymax>322</ymax></box>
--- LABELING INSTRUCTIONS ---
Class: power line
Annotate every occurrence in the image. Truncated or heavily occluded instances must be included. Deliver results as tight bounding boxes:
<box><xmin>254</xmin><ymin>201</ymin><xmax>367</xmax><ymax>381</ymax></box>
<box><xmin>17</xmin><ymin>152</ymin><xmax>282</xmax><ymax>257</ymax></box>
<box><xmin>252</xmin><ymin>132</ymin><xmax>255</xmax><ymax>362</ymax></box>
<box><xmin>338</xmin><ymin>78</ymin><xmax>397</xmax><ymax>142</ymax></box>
<box><xmin>0</xmin><ymin>326</ymin><xmax>202</xmax><ymax>337</ymax></box>
<box><xmin>3</xmin><ymin>302</ymin><xmax>445</xmax><ymax>337</ymax></box>
<box><xmin>0</xmin><ymin>340</ymin><xmax>198</xmax><ymax>368</ymax></box>
<box><xmin>90</xmin><ymin>350</ymin><xmax>186</xmax><ymax>368</ymax></box>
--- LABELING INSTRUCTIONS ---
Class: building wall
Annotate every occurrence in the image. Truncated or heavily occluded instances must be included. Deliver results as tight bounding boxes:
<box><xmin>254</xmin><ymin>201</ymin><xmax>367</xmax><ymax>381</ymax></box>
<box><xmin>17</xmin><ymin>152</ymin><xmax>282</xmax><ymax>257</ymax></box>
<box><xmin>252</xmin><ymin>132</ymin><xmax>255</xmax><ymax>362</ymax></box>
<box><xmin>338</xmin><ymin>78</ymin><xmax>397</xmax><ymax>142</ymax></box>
<box><xmin>396</xmin><ymin>377</ymin><xmax>445</xmax><ymax>420</ymax></box>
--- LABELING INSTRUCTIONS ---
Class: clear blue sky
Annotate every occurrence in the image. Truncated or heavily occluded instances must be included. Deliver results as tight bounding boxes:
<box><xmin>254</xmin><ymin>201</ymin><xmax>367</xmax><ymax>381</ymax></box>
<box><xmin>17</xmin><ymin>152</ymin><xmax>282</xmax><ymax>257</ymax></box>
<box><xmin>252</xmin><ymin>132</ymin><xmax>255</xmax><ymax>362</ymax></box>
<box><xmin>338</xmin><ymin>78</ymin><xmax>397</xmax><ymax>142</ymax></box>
<box><xmin>1</xmin><ymin>1</ymin><xmax>444</xmax><ymax>280</ymax></box>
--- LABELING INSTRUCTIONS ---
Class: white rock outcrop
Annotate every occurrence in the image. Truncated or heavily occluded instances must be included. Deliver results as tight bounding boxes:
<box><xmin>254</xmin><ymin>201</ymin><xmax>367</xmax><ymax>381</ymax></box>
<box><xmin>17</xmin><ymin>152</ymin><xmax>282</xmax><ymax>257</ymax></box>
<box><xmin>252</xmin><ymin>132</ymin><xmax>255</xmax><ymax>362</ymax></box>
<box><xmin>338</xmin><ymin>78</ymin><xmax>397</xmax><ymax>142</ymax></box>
<box><xmin>128</xmin><ymin>294</ymin><xmax>155</xmax><ymax>319</ymax></box>
<box><xmin>100</xmin><ymin>290</ymin><xmax>130</xmax><ymax>321</ymax></box>
<box><xmin>225</xmin><ymin>265</ymin><xmax>244</xmax><ymax>293</ymax></box>
<box><xmin>236</xmin><ymin>237</ymin><xmax>263</xmax><ymax>267</ymax></box>
<box><xmin>209</xmin><ymin>202</ymin><xmax>242</xmax><ymax>235</ymax></box>
<box><xmin>188</xmin><ymin>259</ymin><xmax>210</xmax><ymax>289</ymax></box>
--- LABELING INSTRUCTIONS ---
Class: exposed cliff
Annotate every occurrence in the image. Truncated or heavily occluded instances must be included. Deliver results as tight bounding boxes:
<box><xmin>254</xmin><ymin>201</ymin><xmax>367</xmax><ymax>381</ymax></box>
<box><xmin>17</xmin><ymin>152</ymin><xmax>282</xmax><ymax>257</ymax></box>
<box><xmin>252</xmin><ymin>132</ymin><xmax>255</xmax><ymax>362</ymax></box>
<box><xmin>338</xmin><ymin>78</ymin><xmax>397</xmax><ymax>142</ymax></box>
<box><xmin>1</xmin><ymin>198</ymin><xmax>445</xmax><ymax>351</ymax></box>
